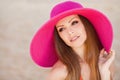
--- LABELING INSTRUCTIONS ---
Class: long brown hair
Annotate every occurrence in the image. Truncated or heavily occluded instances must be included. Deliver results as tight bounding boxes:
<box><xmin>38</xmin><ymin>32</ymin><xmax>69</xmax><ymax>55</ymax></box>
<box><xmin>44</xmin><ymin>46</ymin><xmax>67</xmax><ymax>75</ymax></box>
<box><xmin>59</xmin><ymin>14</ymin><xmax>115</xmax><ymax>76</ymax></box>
<box><xmin>54</xmin><ymin>15</ymin><xmax>102</xmax><ymax>80</ymax></box>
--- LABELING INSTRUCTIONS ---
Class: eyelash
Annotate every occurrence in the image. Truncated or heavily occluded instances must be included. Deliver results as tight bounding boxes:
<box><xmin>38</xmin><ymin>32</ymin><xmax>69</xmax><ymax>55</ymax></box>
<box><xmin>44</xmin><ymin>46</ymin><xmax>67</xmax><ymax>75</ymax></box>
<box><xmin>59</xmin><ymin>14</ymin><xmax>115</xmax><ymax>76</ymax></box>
<box><xmin>58</xmin><ymin>20</ymin><xmax>79</xmax><ymax>32</ymax></box>
<box><xmin>58</xmin><ymin>28</ymin><xmax>65</xmax><ymax>32</ymax></box>
<box><xmin>71</xmin><ymin>20</ymin><xmax>79</xmax><ymax>25</ymax></box>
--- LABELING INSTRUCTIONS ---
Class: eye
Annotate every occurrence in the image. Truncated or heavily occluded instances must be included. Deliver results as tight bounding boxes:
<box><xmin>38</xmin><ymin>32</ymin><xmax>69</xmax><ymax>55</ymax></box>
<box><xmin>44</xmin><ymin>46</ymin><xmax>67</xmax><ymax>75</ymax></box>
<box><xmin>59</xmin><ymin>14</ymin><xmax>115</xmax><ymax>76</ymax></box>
<box><xmin>58</xmin><ymin>28</ymin><xmax>65</xmax><ymax>32</ymax></box>
<box><xmin>71</xmin><ymin>20</ymin><xmax>79</xmax><ymax>25</ymax></box>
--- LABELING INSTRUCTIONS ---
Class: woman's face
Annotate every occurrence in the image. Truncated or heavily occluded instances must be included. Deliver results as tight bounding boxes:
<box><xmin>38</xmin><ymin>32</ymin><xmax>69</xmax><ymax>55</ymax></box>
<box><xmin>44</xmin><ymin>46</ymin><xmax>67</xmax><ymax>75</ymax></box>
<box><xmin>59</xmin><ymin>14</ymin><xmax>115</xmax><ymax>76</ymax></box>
<box><xmin>56</xmin><ymin>15</ymin><xmax>87</xmax><ymax>48</ymax></box>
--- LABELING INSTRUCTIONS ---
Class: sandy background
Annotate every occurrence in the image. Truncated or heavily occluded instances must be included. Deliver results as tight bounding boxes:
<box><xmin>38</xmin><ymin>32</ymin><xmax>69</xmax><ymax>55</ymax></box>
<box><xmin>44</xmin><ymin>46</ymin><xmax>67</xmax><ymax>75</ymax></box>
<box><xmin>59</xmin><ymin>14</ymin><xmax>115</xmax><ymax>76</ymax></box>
<box><xmin>0</xmin><ymin>0</ymin><xmax>120</xmax><ymax>80</ymax></box>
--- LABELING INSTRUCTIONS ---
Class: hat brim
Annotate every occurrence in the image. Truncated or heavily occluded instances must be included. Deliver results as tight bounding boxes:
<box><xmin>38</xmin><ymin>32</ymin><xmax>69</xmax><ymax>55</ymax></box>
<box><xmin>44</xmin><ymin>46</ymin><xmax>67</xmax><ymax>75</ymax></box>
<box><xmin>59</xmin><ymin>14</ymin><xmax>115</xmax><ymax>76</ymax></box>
<box><xmin>30</xmin><ymin>8</ymin><xmax>113</xmax><ymax>67</ymax></box>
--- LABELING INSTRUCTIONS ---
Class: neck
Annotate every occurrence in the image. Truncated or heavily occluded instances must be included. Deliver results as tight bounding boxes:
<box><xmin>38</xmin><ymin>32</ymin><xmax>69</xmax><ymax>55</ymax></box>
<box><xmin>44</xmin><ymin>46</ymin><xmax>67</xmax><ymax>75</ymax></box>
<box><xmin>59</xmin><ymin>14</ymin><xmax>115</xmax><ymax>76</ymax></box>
<box><xmin>72</xmin><ymin>44</ymin><xmax>86</xmax><ymax>62</ymax></box>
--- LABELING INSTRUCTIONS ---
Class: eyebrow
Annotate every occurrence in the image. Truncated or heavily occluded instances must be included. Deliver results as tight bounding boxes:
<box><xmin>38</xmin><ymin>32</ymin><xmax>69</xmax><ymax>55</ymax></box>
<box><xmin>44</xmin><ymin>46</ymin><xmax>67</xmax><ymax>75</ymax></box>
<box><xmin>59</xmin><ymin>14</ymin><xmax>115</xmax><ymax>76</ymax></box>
<box><xmin>56</xmin><ymin>17</ymin><xmax>76</xmax><ymax>28</ymax></box>
<box><xmin>68</xmin><ymin>17</ymin><xmax>76</xmax><ymax>23</ymax></box>
<box><xmin>56</xmin><ymin>25</ymin><xmax>64</xmax><ymax>28</ymax></box>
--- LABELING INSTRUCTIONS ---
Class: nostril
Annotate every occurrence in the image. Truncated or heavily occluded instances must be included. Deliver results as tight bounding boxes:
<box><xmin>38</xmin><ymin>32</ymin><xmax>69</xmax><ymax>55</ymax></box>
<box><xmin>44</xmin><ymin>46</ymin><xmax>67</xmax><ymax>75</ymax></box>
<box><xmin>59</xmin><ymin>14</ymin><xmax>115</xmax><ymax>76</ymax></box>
<box><xmin>68</xmin><ymin>31</ymin><xmax>74</xmax><ymax>35</ymax></box>
<box><xmin>68</xmin><ymin>28</ymin><xmax>74</xmax><ymax>34</ymax></box>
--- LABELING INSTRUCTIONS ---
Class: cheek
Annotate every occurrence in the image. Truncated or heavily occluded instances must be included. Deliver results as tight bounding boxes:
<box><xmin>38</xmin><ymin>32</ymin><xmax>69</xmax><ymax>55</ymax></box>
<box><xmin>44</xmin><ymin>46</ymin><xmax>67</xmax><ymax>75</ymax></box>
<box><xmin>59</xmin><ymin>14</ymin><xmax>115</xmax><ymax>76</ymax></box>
<box><xmin>84</xmin><ymin>33</ymin><xmax>87</xmax><ymax>41</ymax></box>
<box><xmin>59</xmin><ymin>33</ymin><xmax>70</xmax><ymax>44</ymax></box>
<box><xmin>78</xmin><ymin>26</ymin><xmax>87</xmax><ymax>39</ymax></box>
<box><xmin>81</xmin><ymin>28</ymin><xmax>87</xmax><ymax>40</ymax></box>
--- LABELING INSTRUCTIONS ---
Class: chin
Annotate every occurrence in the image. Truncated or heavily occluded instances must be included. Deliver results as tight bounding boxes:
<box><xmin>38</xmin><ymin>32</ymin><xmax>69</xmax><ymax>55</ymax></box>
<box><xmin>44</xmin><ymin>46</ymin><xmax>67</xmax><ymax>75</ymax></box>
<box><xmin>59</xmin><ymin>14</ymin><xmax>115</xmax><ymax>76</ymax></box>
<box><xmin>70</xmin><ymin>41</ymin><xmax>86</xmax><ymax>48</ymax></box>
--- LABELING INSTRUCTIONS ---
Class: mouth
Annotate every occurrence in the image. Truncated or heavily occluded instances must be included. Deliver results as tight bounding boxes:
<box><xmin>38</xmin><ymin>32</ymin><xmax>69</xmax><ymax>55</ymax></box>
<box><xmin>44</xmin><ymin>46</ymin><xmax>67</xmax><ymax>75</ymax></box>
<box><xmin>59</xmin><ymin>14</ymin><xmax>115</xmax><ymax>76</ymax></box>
<box><xmin>70</xmin><ymin>35</ymin><xmax>80</xmax><ymax>42</ymax></box>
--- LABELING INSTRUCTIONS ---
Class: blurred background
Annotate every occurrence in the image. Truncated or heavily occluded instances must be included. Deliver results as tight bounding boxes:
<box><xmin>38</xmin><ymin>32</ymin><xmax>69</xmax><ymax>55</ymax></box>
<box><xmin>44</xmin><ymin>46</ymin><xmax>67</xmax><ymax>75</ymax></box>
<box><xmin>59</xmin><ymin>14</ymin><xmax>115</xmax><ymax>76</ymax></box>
<box><xmin>0</xmin><ymin>0</ymin><xmax>120</xmax><ymax>80</ymax></box>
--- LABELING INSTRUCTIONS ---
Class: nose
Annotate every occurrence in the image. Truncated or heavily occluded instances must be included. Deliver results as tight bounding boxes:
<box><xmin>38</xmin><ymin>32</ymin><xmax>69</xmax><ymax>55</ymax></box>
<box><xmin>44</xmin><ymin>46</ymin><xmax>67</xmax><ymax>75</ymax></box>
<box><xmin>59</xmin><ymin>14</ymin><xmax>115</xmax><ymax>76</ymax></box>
<box><xmin>68</xmin><ymin>28</ymin><xmax>74</xmax><ymax>35</ymax></box>
<box><xmin>68</xmin><ymin>31</ymin><xmax>74</xmax><ymax>34</ymax></box>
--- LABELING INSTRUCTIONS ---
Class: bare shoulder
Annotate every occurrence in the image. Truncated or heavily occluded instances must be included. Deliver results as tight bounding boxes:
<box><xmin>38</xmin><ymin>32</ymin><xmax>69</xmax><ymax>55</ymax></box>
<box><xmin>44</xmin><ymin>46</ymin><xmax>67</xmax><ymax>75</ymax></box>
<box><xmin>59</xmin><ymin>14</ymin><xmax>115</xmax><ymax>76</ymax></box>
<box><xmin>47</xmin><ymin>60</ymin><xmax>68</xmax><ymax>80</ymax></box>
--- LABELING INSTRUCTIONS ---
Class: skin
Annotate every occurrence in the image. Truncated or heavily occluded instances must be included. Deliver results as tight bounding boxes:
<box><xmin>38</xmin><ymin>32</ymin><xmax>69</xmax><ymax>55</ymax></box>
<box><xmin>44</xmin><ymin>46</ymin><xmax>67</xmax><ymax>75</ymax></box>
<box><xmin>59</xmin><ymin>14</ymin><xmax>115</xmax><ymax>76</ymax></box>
<box><xmin>47</xmin><ymin>15</ymin><xmax>115</xmax><ymax>80</ymax></box>
<box><xmin>56</xmin><ymin>15</ymin><xmax>87</xmax><ymax>60</ymax></box>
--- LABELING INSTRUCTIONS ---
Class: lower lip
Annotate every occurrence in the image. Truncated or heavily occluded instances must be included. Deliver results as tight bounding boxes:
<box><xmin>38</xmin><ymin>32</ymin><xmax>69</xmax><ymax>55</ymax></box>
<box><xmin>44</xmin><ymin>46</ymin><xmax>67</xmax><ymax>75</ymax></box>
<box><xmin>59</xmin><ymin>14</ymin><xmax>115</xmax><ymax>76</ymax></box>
<box><xmin>70</xmin><ymin>36</ymin><xmax>80</xmax><ymax>42</ymax></box>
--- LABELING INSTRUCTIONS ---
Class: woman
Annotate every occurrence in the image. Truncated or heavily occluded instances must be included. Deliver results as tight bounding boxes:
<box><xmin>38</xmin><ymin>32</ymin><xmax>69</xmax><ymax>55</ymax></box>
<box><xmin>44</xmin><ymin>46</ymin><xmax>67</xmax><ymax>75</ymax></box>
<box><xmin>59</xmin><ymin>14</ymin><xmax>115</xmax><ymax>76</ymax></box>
<box><xmin>30</xmin><ymin>1</ymin><xmax>115</xmax><ymax>80</ymax></box>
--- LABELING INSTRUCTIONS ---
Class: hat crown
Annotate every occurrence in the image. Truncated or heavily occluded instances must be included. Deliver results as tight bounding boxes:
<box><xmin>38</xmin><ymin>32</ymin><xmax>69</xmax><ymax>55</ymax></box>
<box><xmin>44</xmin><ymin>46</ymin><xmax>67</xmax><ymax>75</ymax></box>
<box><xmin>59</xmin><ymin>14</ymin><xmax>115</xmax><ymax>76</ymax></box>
<box><xmin>50</xmin><ymin>1</ymin><xmax>83</xmax><ymax>18</ymax></box>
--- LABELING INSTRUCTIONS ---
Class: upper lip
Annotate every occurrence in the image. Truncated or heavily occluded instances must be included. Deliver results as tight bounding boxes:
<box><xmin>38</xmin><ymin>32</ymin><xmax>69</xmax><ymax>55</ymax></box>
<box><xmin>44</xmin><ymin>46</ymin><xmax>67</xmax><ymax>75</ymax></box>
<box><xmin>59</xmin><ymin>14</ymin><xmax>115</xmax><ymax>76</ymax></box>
<box><xmin>70</xmin><ymin>35</ymin><xmax>80</xmax><ymax>42</ymax></box>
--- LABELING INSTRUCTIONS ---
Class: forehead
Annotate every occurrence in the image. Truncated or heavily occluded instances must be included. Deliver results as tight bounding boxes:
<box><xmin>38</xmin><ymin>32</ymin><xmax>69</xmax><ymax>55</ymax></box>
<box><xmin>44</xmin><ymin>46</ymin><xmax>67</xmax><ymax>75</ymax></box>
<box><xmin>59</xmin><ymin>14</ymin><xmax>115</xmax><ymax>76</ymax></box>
<box><xmin>56</xmin><ymin>15</ymin><xmax>79</xmax><ymax>25</ymax></box>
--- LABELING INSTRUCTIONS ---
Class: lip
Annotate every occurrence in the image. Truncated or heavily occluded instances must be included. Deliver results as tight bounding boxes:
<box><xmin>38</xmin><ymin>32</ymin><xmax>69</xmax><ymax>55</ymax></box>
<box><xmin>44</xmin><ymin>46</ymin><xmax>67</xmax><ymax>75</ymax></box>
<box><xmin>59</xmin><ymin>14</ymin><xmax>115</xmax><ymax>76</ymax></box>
<box><xmin>70</xmin><ymin>35</ymin><xmax>80</xmax><ymax>42</ymax></box>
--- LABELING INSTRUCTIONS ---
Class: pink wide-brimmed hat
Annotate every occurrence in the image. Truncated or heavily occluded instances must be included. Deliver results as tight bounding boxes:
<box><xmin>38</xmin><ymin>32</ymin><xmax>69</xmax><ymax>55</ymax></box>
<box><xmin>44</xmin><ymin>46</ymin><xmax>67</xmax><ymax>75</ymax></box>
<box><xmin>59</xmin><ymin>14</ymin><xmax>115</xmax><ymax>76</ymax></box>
<box><xmin>30</xmin><ymin>1</ymin><xmax>113</xmax><ymax>67</ymax></box>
